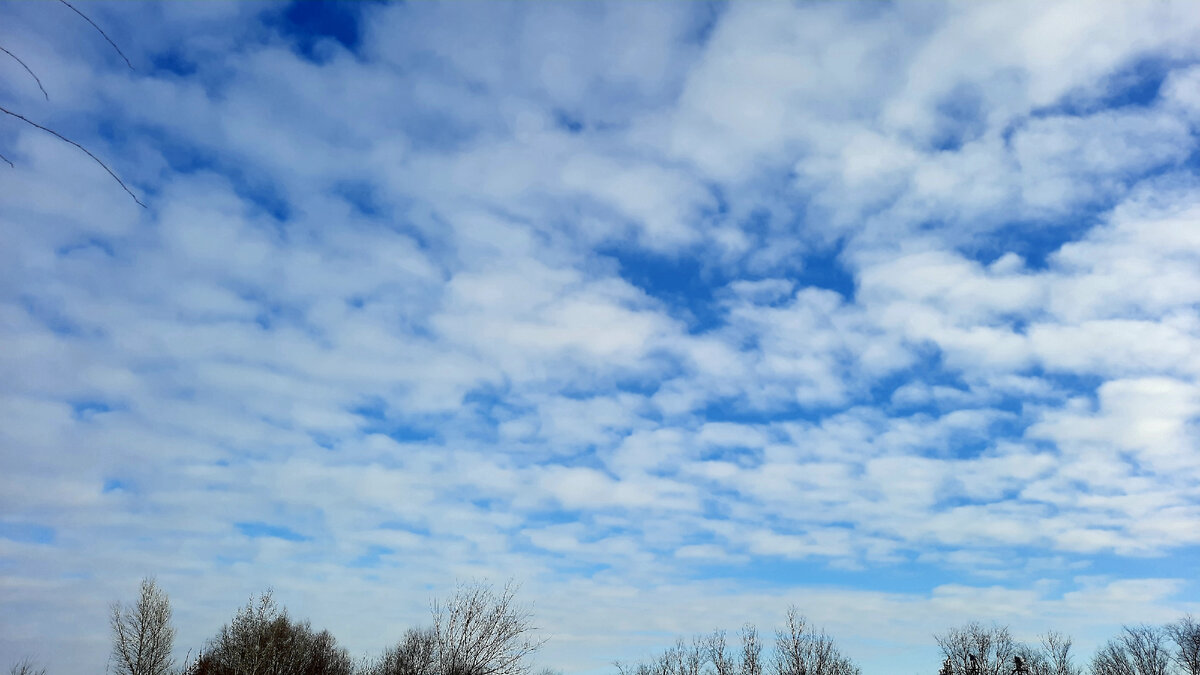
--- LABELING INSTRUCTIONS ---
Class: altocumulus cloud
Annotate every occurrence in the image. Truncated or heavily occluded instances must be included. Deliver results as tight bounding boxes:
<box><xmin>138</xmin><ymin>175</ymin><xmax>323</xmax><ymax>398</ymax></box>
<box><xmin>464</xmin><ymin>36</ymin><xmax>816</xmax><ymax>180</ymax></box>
<box><xmin>1</xmin><ymin>1</ymin><xmax>1199</xmax><ymax>673</ymax></box>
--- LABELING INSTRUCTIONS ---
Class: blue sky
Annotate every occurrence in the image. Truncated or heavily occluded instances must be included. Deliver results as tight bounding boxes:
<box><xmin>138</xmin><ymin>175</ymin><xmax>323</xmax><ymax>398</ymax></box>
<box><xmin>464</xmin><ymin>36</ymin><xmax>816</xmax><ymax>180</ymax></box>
<box><xmin>2</xmin><ymin>1</ymin><xmax>1200</xmax><ymax>673</ymax></box>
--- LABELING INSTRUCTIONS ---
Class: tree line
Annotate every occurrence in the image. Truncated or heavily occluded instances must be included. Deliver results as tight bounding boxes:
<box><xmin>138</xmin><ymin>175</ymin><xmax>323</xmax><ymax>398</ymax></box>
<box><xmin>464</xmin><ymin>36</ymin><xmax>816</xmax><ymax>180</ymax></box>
<box><xmin>8</xmin><ymin>578</ymin><xmax>546</xmax><ymax>675</ymax></box>
<box><xmin>6</xmin><ymin>578</ymin><xmax>1200</xmax><ymax>675</ymax></box>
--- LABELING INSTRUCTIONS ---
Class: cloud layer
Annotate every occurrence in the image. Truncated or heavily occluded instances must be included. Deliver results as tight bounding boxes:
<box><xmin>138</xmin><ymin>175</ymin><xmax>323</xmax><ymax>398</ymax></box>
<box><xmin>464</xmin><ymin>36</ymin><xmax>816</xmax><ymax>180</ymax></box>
<box><xmin>2</xmin><ymin>1</ymin><xmax>1199</xmax><ymax>673</ymax></box>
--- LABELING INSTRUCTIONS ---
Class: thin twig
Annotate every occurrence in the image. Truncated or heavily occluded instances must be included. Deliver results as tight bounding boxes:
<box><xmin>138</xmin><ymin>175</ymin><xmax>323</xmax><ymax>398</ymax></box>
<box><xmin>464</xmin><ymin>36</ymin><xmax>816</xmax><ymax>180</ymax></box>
<box><xmin>58</xmin><ymin>0</ymin><xmax>134</xmax><ymax>70</ymax></box>
<box><xmin>0</xmin><ymin>46</ymin><xmax>49</xmax><ymax>99</ymax></box>
<box><xmin>0</xmin><ymin>150</ymin><xmax>13</xmax><ymax>168</ymax></box>
<box><xmin>0</xmin><ymin>104</ymin><xmax>146</xmax><ymax>207</ymax></box>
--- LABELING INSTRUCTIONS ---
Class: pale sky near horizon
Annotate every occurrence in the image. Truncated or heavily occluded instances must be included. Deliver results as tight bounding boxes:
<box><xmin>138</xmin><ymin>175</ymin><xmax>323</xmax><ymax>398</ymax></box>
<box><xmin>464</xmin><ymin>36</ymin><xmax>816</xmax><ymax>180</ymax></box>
<box><xmin>2</xmin><ymin>1</ymin><xmax>1200</xmax><ymax>673</ymax></box>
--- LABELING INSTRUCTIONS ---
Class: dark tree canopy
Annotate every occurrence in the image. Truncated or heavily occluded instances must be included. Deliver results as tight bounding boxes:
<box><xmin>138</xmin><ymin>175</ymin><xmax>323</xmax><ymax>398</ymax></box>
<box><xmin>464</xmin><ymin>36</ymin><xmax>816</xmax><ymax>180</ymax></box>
<box><xmin>186</xmin><ymin>590</ymin><xmax>352</xmax><ymax>675</ymax></box>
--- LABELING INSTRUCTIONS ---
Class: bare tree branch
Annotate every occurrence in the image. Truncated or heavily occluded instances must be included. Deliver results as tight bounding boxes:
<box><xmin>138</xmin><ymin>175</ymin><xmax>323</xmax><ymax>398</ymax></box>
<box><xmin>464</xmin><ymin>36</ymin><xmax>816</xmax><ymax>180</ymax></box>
<box><xmin>934</xmin><ymin>622</ymin><xmax>1018</xmax><ymax>675</ymax></box>
<box><xmin>110</xmin><ymin>578</ymin><xmax>175</xmax><ymax>675</ymax></box>
<box><xmin>0</xmin><ymin>103</ymin><xmax>146</xmax><ymax>207</ymax></box>
<box><xmin>8</xmin><ymin>657</ymin><xmax>47</xmax><ymax>675</ymax></box>
<box><xmin>1167</xmin><ymin>615</ymin><xmax>1200</xmax><ymax>675</ymax></box>
<box><xmin>0</xmin><ymin>150</ymin><xmax>12</xmax><ymax>168</ymax></box>
<box><xmin>58</xmin><ymin>0</ymin><xmax>134</xmax><ymax>69</ymax></box>
<box><xmin>1038</xmin><ymin>631</ymin><xmax>1081</xmax><ymax>675</ymax></box>
<box><xmin>0</xmin><ymin>46</ymin><xmax>49</xmax><ymax>99</ymax></box>
<box><xmin>740</xmin><ymin>624</ymin><xmax>762</xmax><ymax>675</ymax></box>
<box><xmin>432</xmin><ymin>580</ymin><xmax>546</xmax><ymax>675</ymax></box>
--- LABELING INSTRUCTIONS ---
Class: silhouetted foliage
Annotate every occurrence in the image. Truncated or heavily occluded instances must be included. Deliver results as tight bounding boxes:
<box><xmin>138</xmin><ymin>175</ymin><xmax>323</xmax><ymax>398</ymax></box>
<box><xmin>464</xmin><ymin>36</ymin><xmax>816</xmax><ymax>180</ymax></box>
<box><xmin>364</xmin><ymin>627</ymin><xmax>437</xmax><ymax>675</ymax></box>
<box><xmin>186</xmin><ymin>590</ymin><xmax>353</xmax><ymax>675</ymax></box>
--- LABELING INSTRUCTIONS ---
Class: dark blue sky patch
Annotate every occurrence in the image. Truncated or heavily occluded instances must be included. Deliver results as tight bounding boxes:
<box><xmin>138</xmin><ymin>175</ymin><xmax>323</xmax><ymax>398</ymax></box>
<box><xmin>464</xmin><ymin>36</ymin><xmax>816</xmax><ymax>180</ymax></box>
<box><xmin>72</xmin><ymin>400</ymin><xmax>114</xmax><ymax>420</ymax></box>
<box><xmin>698</xmin><ymin>444</ymin><xmax>761</xmax><ymax>467</ymax></box>
<box><xmin>309</xmin><ymin>432</ymin><xmax>337</xmax><ymax>450</ymax></box>
<box><xmin>962</xmin><ymin>216</ymin><xmax>1102</xmax><ymax>271</ymax></box>
<box><xmin>400</xmin><ymin>108</ymin><xmax>489</xmax><ymax>153</ymax></box>
<box><xmin>1024</xmin><ymin>368</ymin><xmax>1104</xmax><ymax>400</ymax></box>
<box><xmin>141</xmin><ymin>128</ymin><xmax>221</xmax><ymax>175</ymax></box>
<box><xmin>0</xmin><ymin>522</ymin><xmax>55</xmax><ymax>545</ymax></box>
<box><xmin>553</xmin><ymin>109</ymin><xmax>585</xmax><ymax>134</ymax></box>
<box><xmin>348</xmin><ymin>545</ymin><xmax>393</xmax><ymax>569</ymax></box>
<box><xmin>150</xmin><ymin>48</ymin><xmax>198</xmax><ymax>78</ymax></box>
<box><xmin>20</xmin><ymin>296</ymin><xmax>84</xmax><ymax>336</ymax></box>
<box><xmin>602</xmin><ymin>246</ymin><xmax>728</xmax><ymax>332</ymax></box>
<box><xmin>235</xmin><ymin>521</ymin><xmax>311</xmax><ymax>542</ymax></box>
<box><xmin>683</xmin><ymin>2</ymin><xmax>727</xmax><ymax>47</ymax></box>
<box><xmin>349</xmin><ymin>395</ymin><xmax>388</xmax><ymax>421</ymax></box>
<box><xmin>940</xmin><ymin>419</ymin><xmax>1021</xmax><ymax>461</ymax></box>
<box><xmin>56</xmin><ymin>237</ymin><xmax>116</xmax><ymax>258</ymax></box>
<box><xmin>269</xmin><ymin>1</ymin><xmax>379</xmax><ymax>63</ymax></box>
<box><xmin>235</xmin><ymin>175</ymin><xmax>292</xmax><ymax>224</ymax></box>
<box><xmin>1035</xmin><ymin>55</ymin><xmax>1185</xmax><ymax>118</ymax></box>
<box><xmin>872</xmin><ymin>348</ymin><xmax>966</xmax><ymax>404</ymax></box>
<box><xmin>698</xmin><ymin>492</ymin><xmax>741</xmax><ymax>520</ymax></box>
<box><xmin>335</xmin><ymin>180</ymin><xmax>384</xmax><ymax>217</ymax></box>
<box><xmin>136</xmin><ymin>128</ymin><xmax>294</xmax><ymax>224</ymax></box>
<box><xmin>379</xmin><ymin>520</ymin><xmax>431</xmax><ymax>536</ymax></box>
<box><xmin>471</xmin><ymin>497</ymin><xmax>499</xmax><ymax>511</ymax></box>
<box><xmin>457</xmin><ymin>386</ymin><xmax>528</xmax><ymax>441</ymax></box>
<box><xmin>102</xmin><ymin>478</ymin><xmax>130</xmax><ymax>493</ymax></box>
<box><xmin>349</xmin><ymin>398</ymin><xmax>440</xmax><ymax>442</ymax></box>
<box><xmin>794</xmin><ymin>243</ymin><xmax>856</xmax><ymax>301</ymax></box>
<box><xmin>382</xmin><ymin>425</ymin><xmax>436</xmax><ymax>443</ymax></box>
<box><xmin>697</xmin><ymin>396</ymin><xmax>843</xmax><ymax>426</ymax></box>
<box><xmin>521</xmin><ymin>510</ymin><xmax>586</xmax><ymax>529</ymax></box>
<box><xmin>931</xmin><ymin>83</ymin><xmax>987</xmax><ymax>152</ymax></box>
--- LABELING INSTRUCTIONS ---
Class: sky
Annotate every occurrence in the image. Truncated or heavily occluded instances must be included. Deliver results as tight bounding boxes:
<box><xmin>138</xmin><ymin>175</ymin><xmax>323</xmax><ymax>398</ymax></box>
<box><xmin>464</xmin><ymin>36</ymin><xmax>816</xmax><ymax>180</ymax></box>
<box><xmin>1</xmin><ymin>1</ymin><xmax>1199</xmax><ymax>673</ymax></box>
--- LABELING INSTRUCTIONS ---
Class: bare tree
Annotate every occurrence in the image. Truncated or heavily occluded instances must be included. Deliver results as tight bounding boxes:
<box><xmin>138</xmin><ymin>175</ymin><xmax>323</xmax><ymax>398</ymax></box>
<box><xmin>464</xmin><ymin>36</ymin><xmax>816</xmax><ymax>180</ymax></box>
<box><xmin>1090</xmin><ymin>625</ymin><xmax>1171</xmax><ymax>675</ymax></box>
<box><xmin>8</xmin><ymin>658</ymin><xmax>47</xmax><ymax>675</ymax></box>
<box><xmin>707</xmin><ymin>629</ymin><xmax>737</xmax><ymax>675</ymax></box>
<box><xmin>1091</xmin><ymin>639</ymin><xmax>1136</xmax><ymax>675</ymax></box>
<box><xmin>432</xmin><ymin>580</ymin><xmax>546</xmax><ymax>675</ymax></box>
<box><xmin>192</xmin><ymin>589</ymin><xmax>352</xmax><ymax>675</ymax></box>
<box><xmin>613</xmin><ymin>661</ymin><xmax>653</xmax><ymax>675</ymax></box>
<box><xmin>771</xmin><ymin>607</ymin><xmax>861</xmax><ymax>675</ymax></box>
<box><xmin>740</xmin><ymin>624</ymin><xmax>763</xmax><ymax>675</ymax></box>
<box><xmin>616</xmin><ymin>610</ymin><xmax>859</xmax><ymax>675</ymax></box>
<box><xmin>1167</xmin><ymin>616</ymin><xmax>1200</xmax><ymax>675</ymax></box>
<box><xmin>365</xmin><ymin>627</ymin><xmax>437</xmax><ymax>675</ymax></box>
<box><xmin>110</xmin><ymin>577</ymin><xmax>176</xmax><ymax>675</ymax></box>
<box><xmin>934</xmin><ymin>622</ymin><xmax>1018</xmax><ymax>675</ymax></box>
<box><xmin>1038</xmin><ymin>631</ymin><xmax>1081</xmax><ymax>675</ymax></box>
<box><xmin>684</xmin><ymin>636</ymin><xmax>706</xmax><ymax>675</ymax></box>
